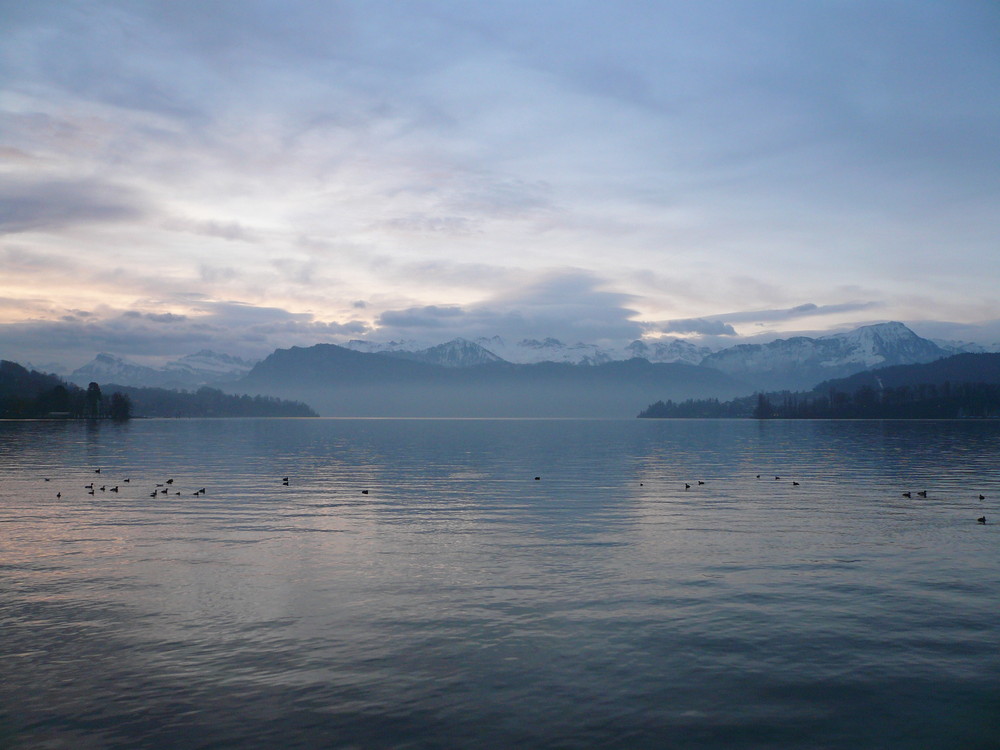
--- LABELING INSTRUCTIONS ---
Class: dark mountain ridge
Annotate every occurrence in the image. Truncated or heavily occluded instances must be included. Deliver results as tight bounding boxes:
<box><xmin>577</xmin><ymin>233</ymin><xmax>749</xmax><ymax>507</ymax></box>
<box><xmin>235</xmin><ymin>343</ymin><xmax>746</xmax><ymax>417</ymax></box>
<box><xmin>639</xmin><ymin>353</ymin><xmax>1000</xmax><ymax>419</ymax></box>
<box><xmin>698</xmin><ymin>321</ymin><xmax>950</xmax><ymax>390</ymax></box>
<box><xmin>814</xmin><ymin>353</ymin><xmax>1000</xmax><ymax>392</ymax></box>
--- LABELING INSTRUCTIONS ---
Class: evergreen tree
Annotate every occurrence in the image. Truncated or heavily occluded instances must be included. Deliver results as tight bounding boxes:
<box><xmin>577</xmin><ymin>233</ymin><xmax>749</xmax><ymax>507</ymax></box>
<box><xmin>109</xmin><ymin>391</ymin><xmax>132</xmax><ymax>421</ymax></box>
<box><xmin>753</xmin><ymin>393</ymin><xmax>772</xmax><ymax>419</ymax></box>
<box><xmin>86</xmin><ymin>382</ymin><xmax>103</xmax><ymax>418</ymax></box>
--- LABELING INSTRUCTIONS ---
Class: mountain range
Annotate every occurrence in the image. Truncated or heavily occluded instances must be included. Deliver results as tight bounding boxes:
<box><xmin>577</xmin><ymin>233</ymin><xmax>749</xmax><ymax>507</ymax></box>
<box><xmin>699</xmin><ymin>321</ymin><xmax>953</xmax><ymax>391</ymax></box>
<box><xmin>342</xmin><ymin>335</ymin><xmax>711</xmax><ymax>366</ymax></box>
<box><xmin>69</xmin><ymin>350</ymin><xmax>257</xmax><ymax>389</ymax></box>
<box><xmin>236</xmin><ymin>343</ymin><xmax>745</xmax><ymax>417</ymax></box>
<box><xmin>56</xmin><ymin>322</ymin><xmax>999</xmax><ymax>416</ymax></box>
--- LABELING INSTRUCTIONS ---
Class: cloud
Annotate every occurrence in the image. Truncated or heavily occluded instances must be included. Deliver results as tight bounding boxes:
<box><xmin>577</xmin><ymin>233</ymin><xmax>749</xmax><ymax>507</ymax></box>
<box><xmin>163</xmin><ymin>217</ymin><xmax>261</xmax><ymax>243</ymax></box>
<box><xmin>710</xmin><ymin>301</ymin><xmax>883</xmax><ymax>325</ymax></box>
<box><xmin>377</xmin><ymin>305</ymin><xmax>464</xmax><ymax>328</ymax></box>
<box><xmin>0</xmin><ymin>178</ymin><xmax>148</xmax><ymax>234</ymax></box>
<box><xmin>379</xmin><ymin>215</ymin><xmax>479</xmax><ymax>235</ymax></box>
<box><xmin>370</xmin><ymin>269</ymin><xmax>642</xmax><ymax>345</ymax></box>
<box><xmin>0</xmin><ymin>301</ymin><xmax>371</xmax><ymax>369</ymax></box>
<box><xmin>2</xmin><ymin>1</ymin><xmax>998</xmax><ymax>365</ymax></box>
<box><xmin>145</xmin><ymin>312</ymin><xmax>188</xmax><ymax>323</ymax></box>
<box><xmin>659</xmin><ymin>318</ymin><xmax>738</xmax><ymax>336</ymax></box>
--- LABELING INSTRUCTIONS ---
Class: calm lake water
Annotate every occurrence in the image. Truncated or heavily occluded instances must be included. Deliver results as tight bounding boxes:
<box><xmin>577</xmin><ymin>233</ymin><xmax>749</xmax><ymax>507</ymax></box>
<box><xmin>1</xmin><ymin>418</ymin><xmax>998</xmax><ymax>749</ymax></box>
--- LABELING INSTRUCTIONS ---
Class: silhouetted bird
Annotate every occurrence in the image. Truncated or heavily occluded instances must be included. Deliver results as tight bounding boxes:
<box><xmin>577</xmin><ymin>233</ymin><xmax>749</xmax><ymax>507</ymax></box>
<box><xmin>56</xmin><ymin>492</ymin><xmax>61</xmax><ymax>498</ymax></box>
<box><xmin>123</xmin><ymin>478</ymin><xmax>130</xmax><ymax>483</ymax></box>
<box><xmin>85</xmin><ymin>483</ymin><xmax>94</xmax><ymax>489</ymax></box>
<box><xmin>197</xmin><ymin>488</ymin><xmax>205</xmax><ymax>494</ymax></box>
<box><xmin>100</xmin><ymin>485</ymin><xmax>106</xmax><ymax>491</ymax></box>
<box><xmin>88</xmin><ymin>489</ymin><xmax>95</xmax><ymax>495</ymax></box>
<box><xmin>978</xmin><ymin>516</ymin><xmax>986</xmax><ymax>524</ymax></box>
<box><xmin>980</xmin><ymin>494</ymin><xmax>986</xmax><ymax>500</ymax></box>
<box><xmin>166</xmin><ymin>479</ymin><xmax>173</xmax><ymax>484</ymax></box>
<box><xmin>151</xmin><ymin>492</ymin><xmax>158</xmax><ymax>497</ymax></box>
<box><xmin>534</xmin><ymin>477</ymin><xmax>540</xmax><ymax>481</ymax></box>
<box><xmin>775</xmin><ymin>476</ymin><xmax>780</xmax><ymax>480</ymax></box>
<box><xmin>756</xmin><ymin>475</ymin><xmax>761</xmax><ymax>479</ymax></box>
<box><xmin>917</xmin><ymin>491</ymin><xmax>927</xmax><ymax>497</ymax></box>
<box><xmin>282</xmin><ymin>477</ymin><xmax>289</xmax><ymax>482</ymax></box>
<box><xmin>95</xmin><ymin>469</ymin><xmax>101</xmax><ymax>474</ymax></box>
<box><xmin>110</xmin><ymin>486</ymin><xmax>118</xmax><ymax>492</ymax></box>
<box><xmin>362</xmin><ymin>490</ymin><xmax>369</xmax><ymax>495</ymax></box>
<box><xmin>902</xmin><ymin>492</ymin><xmax>912</xmax><ymax>498</ymax></box>
<box><xmin>685</xmin><ymin>483</ymin><xmax>691</xmax><ymax>489</ymax></box>
<box><xmin>282</xmin><ymin>480</ymin><xmax>289</xmax><ymax>486</ymax></box>
<box><xmin>44</xmin><ymin>478</ymin><xmax>50</xmax><ymax>482</ymax></box>
<box><xmin>698</xmin><ymin>481</ymin><xmax>705</xmax><ymax>485</ymax></box>
<box><xmin>792</xmin><ymin>482</ymin><xmax>800</xmax><ymax>486</ymax></box>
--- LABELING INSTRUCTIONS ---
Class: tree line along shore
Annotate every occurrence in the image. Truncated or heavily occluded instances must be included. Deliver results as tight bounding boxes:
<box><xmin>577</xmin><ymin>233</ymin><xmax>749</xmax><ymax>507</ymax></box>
<box><xmin>0</xmin><ymin>360</ymin><xmax>316</xmax><ymax>419</ymax></box>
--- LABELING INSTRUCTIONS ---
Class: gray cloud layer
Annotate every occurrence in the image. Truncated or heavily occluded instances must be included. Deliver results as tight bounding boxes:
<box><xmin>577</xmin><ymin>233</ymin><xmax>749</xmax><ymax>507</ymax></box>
<box><xmin>2</xmin><ymin>1</ymin><xmax>998</xmax><ymax>366</ymax></box>
<box><xmin>0</xmin><ymin>179</ymin><xmax>147</xmax><ymax>234</ymax></box>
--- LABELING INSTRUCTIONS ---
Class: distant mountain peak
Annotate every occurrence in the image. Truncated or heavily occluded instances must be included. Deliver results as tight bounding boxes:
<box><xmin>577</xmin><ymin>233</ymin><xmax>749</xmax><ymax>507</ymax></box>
<box><xmin>388</xmin><ymin>338</ymin><xmax>506</xmax><ymax>367</ymax></box>
<box><xmin>519</xmin><ymin>337</ymin><xmax>565</xmax><ymax>349</ymax></box>
<box><xmin>625</xmin><ymin>338</ymin><xmax>711</xmax><ymax>365</ymax></box>
<box><xmin>700</xmin><ymin>321</ymin><xmax>948</xmax><ymax>390</ymax></box>
<box><xmin>71</xmin><ymin>350</ymin><xmax>257</xmax><ymax>388</ymax></box>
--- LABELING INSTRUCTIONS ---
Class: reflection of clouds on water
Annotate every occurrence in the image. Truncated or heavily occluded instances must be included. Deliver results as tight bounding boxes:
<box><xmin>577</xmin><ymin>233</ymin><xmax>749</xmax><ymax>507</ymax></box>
<box><xmin>1</xmin><ymin>418</ymin><xmax>998</xmax><ymax>748</ymax></box>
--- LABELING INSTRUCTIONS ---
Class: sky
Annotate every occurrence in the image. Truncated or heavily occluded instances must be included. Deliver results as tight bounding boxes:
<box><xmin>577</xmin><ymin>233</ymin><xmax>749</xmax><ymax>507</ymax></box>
<box><xmin>1</xmin><ymin>0</ymin><xmax>999</xmax><ymax>369</ymax></box>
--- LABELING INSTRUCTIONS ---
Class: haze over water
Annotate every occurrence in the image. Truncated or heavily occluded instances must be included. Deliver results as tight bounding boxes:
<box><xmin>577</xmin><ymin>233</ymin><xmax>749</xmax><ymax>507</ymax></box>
<box><xmin>1</xmin><ymin>418</ymin><xmax>998</xmax><ymax>749</ymax></box>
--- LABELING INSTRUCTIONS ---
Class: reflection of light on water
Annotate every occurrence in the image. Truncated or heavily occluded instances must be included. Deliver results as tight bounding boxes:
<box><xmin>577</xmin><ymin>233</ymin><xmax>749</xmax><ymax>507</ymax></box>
<box><xmin>0</xmin><ymin>418</ymin><xmax>998</xmax><ymax>749</ymax></box>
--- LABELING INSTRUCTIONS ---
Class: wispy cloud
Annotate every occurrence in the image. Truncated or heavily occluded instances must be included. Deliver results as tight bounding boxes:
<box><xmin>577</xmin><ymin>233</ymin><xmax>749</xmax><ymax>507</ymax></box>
<box><xmin>711</xmin><ymin>302</ymin><xmax>884</xmax><ymax>326</ymax></box>
<box><xmin>0</xmin><ymin>178</ymin><xmax>147</xmax><ymax>234</ymax></box>
<box><xmin>370</xmin><ymin>269</ymin><xmax>642</xmax><ymax>345</ymax></box>
<box><xmin>1</xmin><ymin>1</ymin><xmax>998</xmax><ymax>366</ymax></box>
<box><xmin>658</xmin><ymin>318</ymin><xmax>738</xmax><ymax>337</ymax></box>
<box><xmin>0</xmin><ymin>301</ymin><xmax>371</xmax><ymax>369</ymax></box>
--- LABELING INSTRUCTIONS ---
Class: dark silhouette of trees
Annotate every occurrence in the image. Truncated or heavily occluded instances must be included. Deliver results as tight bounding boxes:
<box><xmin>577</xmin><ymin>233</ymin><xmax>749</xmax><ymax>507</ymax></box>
<box><xmin>753</xmin><ymin>393</ymin><xmax>773</xmax><ymax>419</ymax></box>
<box><xmin>85</xmin><ymin>382</ymin><xmax>103</xmax><ymax>418</ymax></box>
<box><xmin>109</xmin><ymin>392</ymin><xmax>132</xmax><ymax>421</ymax></box>
<box><xmin>638</xmin><ymin>397</ymin><xmax>751</xmax><ymax>418</ymax></box>
<box><xmin>0</xmin><ymin>359</ymin><xmax>316</xmax><ymax>418</ymax></box>
<box><xmin>96</xmin><ymin>384</ymin><xmax>317</xmax><ymax>417</ymax></box>
<box><xmin>640</xmin><ymin>383</ymin><xmax>1000</xmax><ymax>419</ymax></box>
<box><xmin>640</xmin><ymin>353</ymin><xmax>1000</xmax><ymax>419</ymax></box>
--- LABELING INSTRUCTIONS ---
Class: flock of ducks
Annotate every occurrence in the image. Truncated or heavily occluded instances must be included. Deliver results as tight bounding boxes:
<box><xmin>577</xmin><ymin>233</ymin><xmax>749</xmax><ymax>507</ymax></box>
<box><xmin>43</xmin><ymin>468</ymin><xmax>990</xmax><ymax>525</ymax></box>
<box><xmin>677</xmin><ymin>474</ymin><xmax>988</xmax><ymax>525</ymax></box>
<box><xmin>44</xmin><ymin>469</ymin><xmax>339</xmax><ymax>501</ymax></box>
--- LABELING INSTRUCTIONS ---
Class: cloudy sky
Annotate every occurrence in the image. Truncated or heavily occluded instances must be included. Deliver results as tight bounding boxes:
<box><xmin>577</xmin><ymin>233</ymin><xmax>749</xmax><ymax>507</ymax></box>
<box><xmin>2</xmin><ymin>0</ymin><xmax>998</xmax><ymax>369</ymax></box>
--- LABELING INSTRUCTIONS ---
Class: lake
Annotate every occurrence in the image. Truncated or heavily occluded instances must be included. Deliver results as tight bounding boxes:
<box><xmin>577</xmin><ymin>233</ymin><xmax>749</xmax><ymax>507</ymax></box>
<box><xmin>1</xmin><ymin>418</ymin><xmax>997</xmax><ymax>749</ymax></box>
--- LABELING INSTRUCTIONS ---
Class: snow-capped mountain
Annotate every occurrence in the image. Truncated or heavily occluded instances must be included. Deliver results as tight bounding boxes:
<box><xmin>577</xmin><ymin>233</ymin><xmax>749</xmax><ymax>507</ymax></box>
<box><xmin>388</xmin><ymin>338</ymin><xmax>506</xmax><ymax>367</ymax></box>
<box><xmin>700</xmin><ymin>322</ymin><xmax>949</xmax><ymax>390</ymax></box>
<box><xmin>70</xmin><ymin>353</ymin><xmax>166</xmax><ymax>387</ymax></box>
<box><xmin>932</xmin><ymin>339</ymin><xmax>1000</xmax><ymax>355</ymax></box>
<box><xmin>343</xmin><ymin>339</ymin><xmax>423</xmax><ymax>355</ymax></box>
<box><xmin>163</xmin><ymin>350</ymin><xmax>256</xmax><ymax>381</ymax></box>
<box><xmin>65</xmin><ymin>322</ymin><xmax>960</xmax><ymax>395</ymax></box>
<box><xmin>342</xmin><ymin>335</ymin><xmax>712</xmax><ymax>366</ymax></box>
<box><xmin>70</xmin><ymin>351</ymin><xmax>258</xmax><ymax>388</ymax></box>
<box><xmin>474</xmin><ymin>336</ymin><xmax>617</xmax><ymax>365</ymax></box>
<box><xmin>624</xmin><ymin>338</ymin><xmax>712</xmax><ymax>365</ymax></box>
